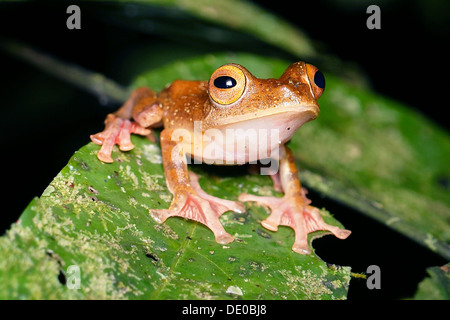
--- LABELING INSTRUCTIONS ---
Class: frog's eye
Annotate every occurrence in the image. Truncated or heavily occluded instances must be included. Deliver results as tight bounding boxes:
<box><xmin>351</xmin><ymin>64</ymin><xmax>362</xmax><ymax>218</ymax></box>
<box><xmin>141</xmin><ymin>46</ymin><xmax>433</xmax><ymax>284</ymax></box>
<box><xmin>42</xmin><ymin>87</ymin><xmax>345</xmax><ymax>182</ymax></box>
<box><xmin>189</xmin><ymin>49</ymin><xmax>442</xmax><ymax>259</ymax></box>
<box><xmin>306</xmin><ymin>64</ymin><xmax>325</xmax><ymax>99</ymax></box>
<box><xmin>209</xmin><ymin>65</ymin><xmax>246</xmax><ymax>105</ymax></box>
<box><xmin>213</xmin><ymin>76</ymin><xmax>237</xmax><ymax>89</ymax></box>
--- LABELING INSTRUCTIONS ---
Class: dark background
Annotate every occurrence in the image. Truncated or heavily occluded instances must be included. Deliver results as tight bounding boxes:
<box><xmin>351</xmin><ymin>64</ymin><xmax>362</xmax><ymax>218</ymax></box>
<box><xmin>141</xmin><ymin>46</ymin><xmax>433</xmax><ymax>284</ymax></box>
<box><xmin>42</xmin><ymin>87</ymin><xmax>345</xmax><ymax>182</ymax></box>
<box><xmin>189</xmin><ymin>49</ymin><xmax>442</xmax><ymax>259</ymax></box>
<box><xmin>0</xmin><ymin>0</ymin><xmax>448</xmax><ymax>299</ymax></box>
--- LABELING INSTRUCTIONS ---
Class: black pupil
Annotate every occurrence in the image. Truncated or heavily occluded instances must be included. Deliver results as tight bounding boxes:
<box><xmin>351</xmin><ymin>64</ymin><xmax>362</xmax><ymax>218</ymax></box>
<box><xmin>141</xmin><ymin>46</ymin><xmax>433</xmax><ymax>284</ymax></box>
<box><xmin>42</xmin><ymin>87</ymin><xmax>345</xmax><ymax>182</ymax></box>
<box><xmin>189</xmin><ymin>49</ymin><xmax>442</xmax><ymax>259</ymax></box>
<box><xmin>214</xmin><ymin>76</ymin><xmax>237</xmax><ymax>89</ymax></box>
<box><xmin>314</xmin><ymin>70</ymin><xmax>325</xmax><ymax>89</ymax></box>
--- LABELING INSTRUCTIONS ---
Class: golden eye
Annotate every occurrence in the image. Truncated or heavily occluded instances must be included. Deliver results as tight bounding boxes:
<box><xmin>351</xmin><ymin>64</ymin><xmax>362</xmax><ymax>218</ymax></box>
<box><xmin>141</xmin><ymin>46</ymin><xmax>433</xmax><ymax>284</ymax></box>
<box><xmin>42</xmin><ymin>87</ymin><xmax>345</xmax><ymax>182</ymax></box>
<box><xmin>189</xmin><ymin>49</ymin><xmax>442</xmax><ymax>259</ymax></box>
<box><xmin>209</xmin><ymin>65</ymin><xmax>246</xmax><ymax>105</ymax></box>
<box><xmin>306</xmin><ymin>64</ymin><xmax>325</xmax><ymax>99</ymax></box>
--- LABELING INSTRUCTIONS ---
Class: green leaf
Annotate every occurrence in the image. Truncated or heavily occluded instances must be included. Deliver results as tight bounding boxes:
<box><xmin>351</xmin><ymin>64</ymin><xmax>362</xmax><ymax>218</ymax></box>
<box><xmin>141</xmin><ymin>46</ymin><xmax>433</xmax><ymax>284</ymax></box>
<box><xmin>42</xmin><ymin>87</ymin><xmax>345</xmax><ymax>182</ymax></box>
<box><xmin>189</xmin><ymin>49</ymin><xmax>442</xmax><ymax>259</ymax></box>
<box><xmin>0</xmin><ymin>134</ymin><xmax>350</xmax><ymax>300</ymax></box>
<box><xmin>414</xmin><ymin>264</ymin><xmax>450</xmax><ymax>300</ymax></box>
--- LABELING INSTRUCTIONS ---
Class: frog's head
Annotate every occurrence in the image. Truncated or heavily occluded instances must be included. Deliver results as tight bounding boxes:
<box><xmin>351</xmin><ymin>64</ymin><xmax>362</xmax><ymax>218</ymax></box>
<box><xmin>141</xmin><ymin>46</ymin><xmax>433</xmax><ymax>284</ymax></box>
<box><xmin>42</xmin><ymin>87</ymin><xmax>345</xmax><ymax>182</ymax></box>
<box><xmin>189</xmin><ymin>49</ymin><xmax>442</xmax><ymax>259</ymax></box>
<box><xmin>204</xmin><ymin>62</ymin><xmax>324</xmax><ymax>144</ymax></box>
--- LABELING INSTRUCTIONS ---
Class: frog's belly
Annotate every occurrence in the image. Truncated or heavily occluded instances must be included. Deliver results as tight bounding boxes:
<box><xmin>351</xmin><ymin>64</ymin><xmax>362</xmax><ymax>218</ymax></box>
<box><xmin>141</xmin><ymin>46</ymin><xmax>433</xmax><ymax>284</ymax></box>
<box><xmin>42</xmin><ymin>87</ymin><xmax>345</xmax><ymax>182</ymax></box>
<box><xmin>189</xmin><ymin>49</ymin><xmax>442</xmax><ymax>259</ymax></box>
<box><xmin>191</xmin><ymin>135</ymin><xmax>279</xmax><ymax>165</ymax></box>
<box><xmin>186</xmin><ymin>113</ymin><xmax>307</xmax><ymax>165</ymax></box>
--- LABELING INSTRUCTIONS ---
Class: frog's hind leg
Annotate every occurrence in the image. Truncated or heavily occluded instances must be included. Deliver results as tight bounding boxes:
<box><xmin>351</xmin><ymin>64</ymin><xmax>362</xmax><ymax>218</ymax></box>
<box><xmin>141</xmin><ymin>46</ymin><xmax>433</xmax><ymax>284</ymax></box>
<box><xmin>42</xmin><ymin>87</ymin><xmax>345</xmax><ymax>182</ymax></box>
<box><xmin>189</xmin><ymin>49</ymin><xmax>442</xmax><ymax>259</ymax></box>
<box><xmin>239</xmin><ymin>145</ymin><xmax>351</xmax><ymax>254</ymax></box>
<box><xmin>91</xmin><ymin>87</ymin><xmax>162</xmax><ymax>163</ymax></box>
<box><xmin>150</xmin><ymin>188</ymin><xmax>243</xmax><ymax>244</ymax></box>
<box><xmin>150</xmin><ymin>129</ymin><xmax>244</xmax><ymax>244</ymax></box>
<box><xmin>238</xmin><ymin>193</ymin><xmax>350</xmax><ymax>254</ymax></box>
<box><xmin>188</xmin><ymin>172</ymin><xmax>245</xmax><ymax>216</ymax></box>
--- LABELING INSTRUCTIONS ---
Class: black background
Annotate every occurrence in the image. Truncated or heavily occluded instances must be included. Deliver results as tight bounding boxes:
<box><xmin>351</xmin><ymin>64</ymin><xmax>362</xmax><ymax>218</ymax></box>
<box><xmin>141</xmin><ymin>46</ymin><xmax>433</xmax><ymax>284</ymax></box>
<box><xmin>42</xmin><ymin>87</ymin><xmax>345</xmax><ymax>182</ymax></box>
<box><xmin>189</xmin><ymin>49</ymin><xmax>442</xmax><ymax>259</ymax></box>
<box><xmin>0</xmin><ymin>0</ymin><xmax>448</xmax><ymax>299</ymax></box>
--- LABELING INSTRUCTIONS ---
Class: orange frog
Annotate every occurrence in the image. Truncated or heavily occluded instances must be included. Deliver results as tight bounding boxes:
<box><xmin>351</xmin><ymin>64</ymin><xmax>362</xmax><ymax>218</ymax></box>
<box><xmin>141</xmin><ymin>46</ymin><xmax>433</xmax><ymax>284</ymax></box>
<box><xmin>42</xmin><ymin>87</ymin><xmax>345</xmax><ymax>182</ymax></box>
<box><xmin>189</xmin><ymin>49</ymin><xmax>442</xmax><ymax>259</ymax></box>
<box><xmin>91</xmin><ymin>62</ymin><xmax>350</xmax><ymax>254</ymax></box>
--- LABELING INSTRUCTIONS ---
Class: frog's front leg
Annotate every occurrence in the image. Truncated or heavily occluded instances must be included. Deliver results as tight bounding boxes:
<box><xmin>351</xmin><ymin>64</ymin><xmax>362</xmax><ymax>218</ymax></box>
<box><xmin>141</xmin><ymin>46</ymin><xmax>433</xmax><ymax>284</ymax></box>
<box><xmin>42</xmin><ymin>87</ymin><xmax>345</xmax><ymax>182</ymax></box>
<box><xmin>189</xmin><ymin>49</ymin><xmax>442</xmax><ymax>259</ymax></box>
<box><xmin>150</xmin><ymin>129</ymin><xmax>245</xmax><ymax>244</ymax></box>
<box><xmin>91</xmin><ymin>87</ymin><xmax>161</xmax><ymax>163</ymax></box>
<box><xmin>239</xmin><ymin>145</ymin><xmax>351</xmax><ymax>254</ymax></box>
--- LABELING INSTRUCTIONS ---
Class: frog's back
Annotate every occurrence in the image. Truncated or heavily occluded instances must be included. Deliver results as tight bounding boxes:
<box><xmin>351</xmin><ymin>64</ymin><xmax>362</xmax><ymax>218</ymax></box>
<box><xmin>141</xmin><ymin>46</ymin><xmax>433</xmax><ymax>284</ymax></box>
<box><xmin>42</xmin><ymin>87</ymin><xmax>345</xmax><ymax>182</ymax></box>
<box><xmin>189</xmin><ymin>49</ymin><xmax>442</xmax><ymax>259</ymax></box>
<box><xmin>158</xmin><ymin>80</ymin><xmax>211</xmax><ymax>130</ymax></box>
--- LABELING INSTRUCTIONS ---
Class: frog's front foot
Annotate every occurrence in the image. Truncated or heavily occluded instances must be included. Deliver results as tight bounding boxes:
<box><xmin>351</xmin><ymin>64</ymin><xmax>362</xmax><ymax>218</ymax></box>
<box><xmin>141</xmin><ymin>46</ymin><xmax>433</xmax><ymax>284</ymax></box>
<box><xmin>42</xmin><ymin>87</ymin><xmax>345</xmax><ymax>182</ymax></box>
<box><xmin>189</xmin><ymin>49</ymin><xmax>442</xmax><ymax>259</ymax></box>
<box><xmin>90</xmin><ymin>114</ymin><xmax>151</xmax><ymax>163</ymax></box>
<box><xmin>238</xmin><ymin>193</ymin><xmax>351</xmax><ymax>254</ymax></box>
<box><xmin>150</xmin><ymin>172</ymin><xmax>245</xmax><ymax>244</ymax></box>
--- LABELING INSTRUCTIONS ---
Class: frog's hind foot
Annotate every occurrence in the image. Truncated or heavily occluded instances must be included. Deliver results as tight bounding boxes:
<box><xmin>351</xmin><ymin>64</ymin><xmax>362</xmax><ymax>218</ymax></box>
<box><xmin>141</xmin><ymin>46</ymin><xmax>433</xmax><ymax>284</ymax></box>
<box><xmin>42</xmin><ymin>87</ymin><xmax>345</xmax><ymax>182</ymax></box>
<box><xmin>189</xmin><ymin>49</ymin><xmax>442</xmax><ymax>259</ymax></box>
<box><xmin>238</xmin><ymin>193</ymin><xmax>351</xmax><ymax>254</ymax></box>
<box><xmin>150</xmin><ymin>172</ymin><xmax>244</xmax><ymax>244</ymax></box>
<box><xmin>90</xmin><ymin>114</ymin><xmax>150</xmax><ymax>163</ymax></box>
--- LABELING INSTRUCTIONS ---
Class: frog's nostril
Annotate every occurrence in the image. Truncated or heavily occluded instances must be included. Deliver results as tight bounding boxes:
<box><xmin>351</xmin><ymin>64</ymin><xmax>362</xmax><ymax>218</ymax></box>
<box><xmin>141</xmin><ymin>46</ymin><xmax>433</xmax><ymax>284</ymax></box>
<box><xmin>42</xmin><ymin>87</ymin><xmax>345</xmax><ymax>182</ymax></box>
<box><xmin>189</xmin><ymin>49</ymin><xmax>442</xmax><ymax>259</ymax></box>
<box><xmin>314</xmin><ymin>70</ymin><xmax>325</xmax><ymax>89</ymax></box>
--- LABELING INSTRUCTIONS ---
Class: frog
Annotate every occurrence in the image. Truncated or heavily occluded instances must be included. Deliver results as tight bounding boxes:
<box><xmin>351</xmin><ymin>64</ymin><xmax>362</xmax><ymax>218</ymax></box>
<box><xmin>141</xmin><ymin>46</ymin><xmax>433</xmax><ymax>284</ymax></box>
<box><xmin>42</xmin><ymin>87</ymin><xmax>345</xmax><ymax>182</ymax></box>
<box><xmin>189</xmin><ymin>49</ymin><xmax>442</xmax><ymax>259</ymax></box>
<box><xmin>90</xmin><ymin>62</ymin><xmax>351</xmax><ymax>254</ymax></box>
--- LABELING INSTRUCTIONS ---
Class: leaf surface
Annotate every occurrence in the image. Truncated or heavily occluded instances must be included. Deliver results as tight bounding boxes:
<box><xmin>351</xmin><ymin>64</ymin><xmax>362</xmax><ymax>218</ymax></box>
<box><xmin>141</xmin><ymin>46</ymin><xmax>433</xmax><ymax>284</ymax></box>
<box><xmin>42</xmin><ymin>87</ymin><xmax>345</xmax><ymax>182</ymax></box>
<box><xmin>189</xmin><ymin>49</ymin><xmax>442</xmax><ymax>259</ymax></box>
<box><xmin>1</xmin><ymin>133</ymin><xmax>350</xmax><ymax>299</ymax></box>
